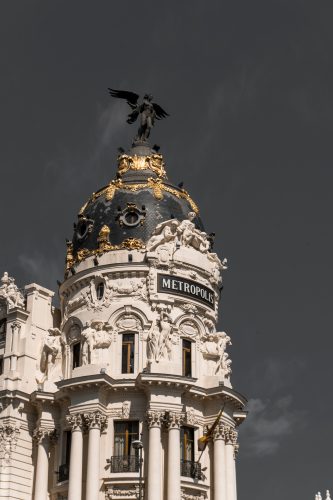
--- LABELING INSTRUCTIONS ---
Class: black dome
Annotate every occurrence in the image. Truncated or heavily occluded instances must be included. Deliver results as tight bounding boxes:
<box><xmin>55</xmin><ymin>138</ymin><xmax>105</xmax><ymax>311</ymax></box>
<box><xmin>71</xmin><ymin>145</ymin><xmax>203</xmax><ymax>259</ymax></box>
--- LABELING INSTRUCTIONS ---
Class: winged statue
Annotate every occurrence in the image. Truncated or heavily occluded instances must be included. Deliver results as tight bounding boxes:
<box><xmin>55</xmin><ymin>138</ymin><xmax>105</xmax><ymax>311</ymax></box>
<box><xmin>108</xmin><ymin>89</ymin><xmax>169</xmax><ymax>143</ymax></box>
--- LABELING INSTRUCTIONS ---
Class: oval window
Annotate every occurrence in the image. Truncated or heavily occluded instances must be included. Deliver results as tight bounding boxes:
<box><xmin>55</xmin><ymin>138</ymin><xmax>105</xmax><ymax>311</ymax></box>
<box><xmin>96</xmin><ymin>282</ymin><xmax>104</xmax><ymax>301</ymax></box>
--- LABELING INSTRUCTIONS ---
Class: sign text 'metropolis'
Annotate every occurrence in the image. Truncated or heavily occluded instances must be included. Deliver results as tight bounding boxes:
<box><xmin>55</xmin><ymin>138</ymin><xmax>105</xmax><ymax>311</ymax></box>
<box><xmin>157</xmin><ymin>274</ymin><xmax>215</xmax><ymax>309</ymax></box>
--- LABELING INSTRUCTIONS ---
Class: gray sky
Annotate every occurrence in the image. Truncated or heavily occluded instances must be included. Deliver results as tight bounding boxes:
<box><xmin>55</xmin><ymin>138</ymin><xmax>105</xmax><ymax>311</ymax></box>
<box><xmin>1</xmin><ymin>1</ymin><xmax>333</xmax><ymax>497</ymax></box>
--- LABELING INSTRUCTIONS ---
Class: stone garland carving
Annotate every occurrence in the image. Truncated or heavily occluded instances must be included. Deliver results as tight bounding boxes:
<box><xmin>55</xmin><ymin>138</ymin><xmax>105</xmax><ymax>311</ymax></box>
<box><xmin>106</xmin><ymin>485</ymin><xmax>139</xmax><ymax>499</ymax></box>
<box><xmin>83</xmin><ymin>412</ymin><xmax>108</xmax><ymax>432</ymax></box>
<box><xmin>0</xmin><ymin>424</ymin><xmax>20</xmax><ymax>466</ymax></box>
<box><xmin>81</xmin><ymin>321</ymin><xmax>113</xmax><ymax>365</ymax></box>
<box><xmin>201</xmin><ymin>331</ymin><xmax>232</xmax><ymax>378</ymax></box>
<box><xmin>146</xmin><ymin>410</ymin><xmax>164</xmax><ymax>428</ymax></box>
<box><xmin>181</xmin><ymin>490</ymin><xmax>207</xmax><ymax>500</ymax></box>
<box><xmin>36</xmin><ymin>328</ymin><xmax>64</xmax><ymax>385</ymax></box>
<box><xmin>0</xmin><ymin>272</ymin><xmax>25</xmax><ymax>310</ymax></box>
<box><xmin>66</xmin><ymin>414</ymin><xmax>84</xmax><ymax>431</ymax></box>
<box><xmin>186</xmin><ymin>409</ymin><xmax>199</xmax><ymax>426</ymax></box>
<box><xmin>147</xmin><ymin>311</ymin><xmax>175</xmax><ymax>363</ymax></box>
<box><xmin>122</xmin><ymin>401</ymin><xmax>130</xmax><ymax>419</ymax></box>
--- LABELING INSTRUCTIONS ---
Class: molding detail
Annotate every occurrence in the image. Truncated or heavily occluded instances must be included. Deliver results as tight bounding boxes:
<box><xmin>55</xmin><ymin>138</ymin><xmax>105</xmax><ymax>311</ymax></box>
<box><xmin>106</xmin><ymin>485</ymin><xmax>139</xmax><ymax>499</ymax></box>
<box><xmin>146</xmin><ymin>410</ymin><xmax>164</xmax><ymax>428</ymax></box>
<box><xmin>181</xmin><ymin>489</ymin><xmax>207</xmax><ymax>500</ymax></box>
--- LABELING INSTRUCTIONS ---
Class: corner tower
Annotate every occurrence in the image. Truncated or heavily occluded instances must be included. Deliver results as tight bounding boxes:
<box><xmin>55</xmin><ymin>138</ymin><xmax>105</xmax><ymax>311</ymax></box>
<box><xmin>0</xmin><ymin>95</ymin><xmax>247</xmax><ymax>500</ymax></box>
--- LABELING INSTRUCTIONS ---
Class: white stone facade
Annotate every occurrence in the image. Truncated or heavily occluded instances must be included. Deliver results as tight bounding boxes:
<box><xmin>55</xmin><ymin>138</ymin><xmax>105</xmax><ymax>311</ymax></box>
<box><xmin>0</xmin><ymin>203</ymin><xmax>247</xmax><ymax>499</ymax></box>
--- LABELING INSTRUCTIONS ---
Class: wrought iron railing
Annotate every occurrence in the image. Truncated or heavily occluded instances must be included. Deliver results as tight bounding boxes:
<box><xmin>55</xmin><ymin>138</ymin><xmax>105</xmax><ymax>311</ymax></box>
<box><xmin>110</xmin><ymin>455</ymin><xmax>139</xmax><ymax>473</ymax></box>
<box><xmin>58</xmin><ymin>463</ymin><xmax>69</xmax><ymax>482</ymax></box>
<box><xmin>181</xmin><ymin>459</ymin><xmax>202</xmax><ymax>480</ymax></box>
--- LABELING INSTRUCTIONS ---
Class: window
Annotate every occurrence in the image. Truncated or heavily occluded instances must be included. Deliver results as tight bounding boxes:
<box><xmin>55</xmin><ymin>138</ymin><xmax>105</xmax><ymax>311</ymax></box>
<box><xmin>0</xmin><ymin>318</ymin><xmax>6</xmax><ymax>337</ymax></box>
<box><xmin>0</xmin><ymin>356</ymin><xmax>3</xmax><ymax>376</ymax></box>
<box><xmin>58</xmin><ymin>431</ymin><xmax>71</xmax><ymax>482</ymax></box>
<box><xmin>72</xmin><ymin>342</ymin><xmax>81</xmax><ymax>369</ymax></box>
<box><xmin>122</xmin><ymin>334</ymin><xmax>134</xmax><ymax>374</ymax></box>
<box><xmin>181</xmin><ymin>426</ymin><xmax>194</xmax><ymax>462</ymax></box>
<box><xmin>111</xmin><ymin>421</ymin><xmax>139</xmax><ymax>473</ymax></box>
<box><xmin>182</xmin><ymin>339</ymin><xmax>192</xmax><ymax>377</ymax></box>
<box><xmin>96</xmin><ymin>282</ymin><xmax>104</xmax><ymax>300</ymax></box>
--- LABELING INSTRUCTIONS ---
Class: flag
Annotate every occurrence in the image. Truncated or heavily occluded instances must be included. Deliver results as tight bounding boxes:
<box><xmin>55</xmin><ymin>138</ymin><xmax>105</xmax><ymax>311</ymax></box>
<box><xmin>197</xmin><ymin>408</ymin><xmax>223</xmax><ymax>452</ymax></box>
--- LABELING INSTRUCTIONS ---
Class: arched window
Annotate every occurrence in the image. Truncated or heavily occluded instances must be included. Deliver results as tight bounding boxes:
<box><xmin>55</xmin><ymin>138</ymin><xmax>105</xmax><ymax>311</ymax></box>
<box><xmin>72</xmin><ymin>342</ymin><xmax>81</xmax><ymax>369</ymax></box>
<box><xmin>182</xmin><ymin>339</ymin><xmax>192</xmax><ymax>377</ymax></box>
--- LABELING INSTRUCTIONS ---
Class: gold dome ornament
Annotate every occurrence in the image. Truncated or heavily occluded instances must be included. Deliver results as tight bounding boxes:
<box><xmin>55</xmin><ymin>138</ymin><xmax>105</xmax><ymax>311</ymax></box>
<box><xmin>97</xmin><ymin>225</ymin><xmax>116</xmax><ymax>252</ymax></box>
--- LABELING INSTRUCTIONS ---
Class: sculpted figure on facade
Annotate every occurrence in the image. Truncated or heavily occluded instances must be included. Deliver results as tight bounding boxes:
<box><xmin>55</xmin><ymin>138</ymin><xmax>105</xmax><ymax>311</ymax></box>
<box><xmin>202</xmin><ymin>331</ymin><xmax>232</xmax><ymax>377</ymax></box>
<box><xmin>36</xmin><ymin>328</ymin><xmax>64</xmax><ymax>385</ymax></box>
<box><xmin>0</xmin><ymin>272</ymin><xmax>25</xmax><ymax>310</ymax></box>
<box><xmin>147</xmin><ymin>311</ymin><xmax>174</xmax><ymax>362</ymax></box>
<box><xmin>146</xmin><ymin>219</ymin><xmax>179</xmax><ymax>252</ymax></box>
<box><xmin>82</xmin><ymin>320</ymin><xmax>112</xmax><ymax>364</ymax></box>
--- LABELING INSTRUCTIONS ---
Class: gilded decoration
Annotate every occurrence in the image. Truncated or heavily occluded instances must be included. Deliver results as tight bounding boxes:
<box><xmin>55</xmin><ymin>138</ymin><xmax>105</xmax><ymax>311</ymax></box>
<box><xmin>77</xmin><ymin>177</ymin><xmax>199</xmax><ymax>216</ymax></box>
<box><xmin>117</xmin><ymin>153</ymin><xmax>166</xmax><ymax>178</ymax></box>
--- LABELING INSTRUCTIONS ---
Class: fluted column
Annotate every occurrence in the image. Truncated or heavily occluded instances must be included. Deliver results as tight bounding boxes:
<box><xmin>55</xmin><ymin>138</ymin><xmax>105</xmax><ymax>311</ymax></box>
<box><xmin>166</xmin><ymin>412</ymin><xmax>185</xmax><ymax>500</ymax></box>
<box><xmin>66</xmin><ymin>414</ymin><xmax>84</xmax><ymax>500</ymax></box>
<box><xmin>146</xmin><ymin>410</ymin><xmax>164</xmax><ymax>500</ymax></box>
<box><xmin>213</xmin><ymin>423</ymin><xmax>227</xmax><ymax>500</ymax></box>
<box><xmin>84</xmin><ymin>412</ymin><xmax>107</xmax><ymax>500</ymax></box>
<box><xmin>33</xmin><ymin>428</ymin><xmax>57</xmax><ymax>500</ymax></box>
<box><xmin>225</xmin><ymin>427</ymin><xmax>238</xmax><ymax>500</ymax></box>
<box><xmin>10</xmin><ymin>321</ymin><xmax>21</xmax><ymax>371</ymax></box>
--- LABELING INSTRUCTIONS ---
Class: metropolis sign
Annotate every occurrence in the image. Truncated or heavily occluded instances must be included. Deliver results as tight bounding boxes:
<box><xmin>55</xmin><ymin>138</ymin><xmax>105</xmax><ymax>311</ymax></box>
<box><xmin>157</xmin><ymin>274</ymin><xmax>215</xmax><ymax>309</ymax></box>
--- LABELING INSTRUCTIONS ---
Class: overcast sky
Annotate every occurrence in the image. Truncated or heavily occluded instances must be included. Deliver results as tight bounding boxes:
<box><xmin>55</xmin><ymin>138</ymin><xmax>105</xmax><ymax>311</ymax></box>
<box><xmin>1</xmin><ymin>1</ymin><xmax>333</xmax><ymax>498</ymax></box>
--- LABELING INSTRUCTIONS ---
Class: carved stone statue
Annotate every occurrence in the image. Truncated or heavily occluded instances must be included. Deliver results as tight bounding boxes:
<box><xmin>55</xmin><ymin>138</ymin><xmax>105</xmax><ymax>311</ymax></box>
<box><xmin>36</xmin><ymin>328</ymin><xmax>64</xmax><ymax>385</ymax></box>
<box><xmin>146</xmin><ymin>220</ymin><xmax>179</xmax><ymax>251</ymax></box>
<box><xmin>202</xmin><ymin>331</ymin><xmax>232</xmax><ymax>377</ymax></box>
<box><xmin>147</xmin><ymin>311</ymin><xmax>173</xmax><ymax>363</ymax></box>
<box><xmin>82</xmin><ymin>320</ymin><xmax>112</xmax><ymax>364</ymax></box>
<box><xmin>0</xmin><ymin>272</ymin><xmax>25</xmax><ymax>310</ymax></box>
<box><xmin>108</xmin><ymin>89</ymin><xmax>169</xmax><ymax>143</ymax></box>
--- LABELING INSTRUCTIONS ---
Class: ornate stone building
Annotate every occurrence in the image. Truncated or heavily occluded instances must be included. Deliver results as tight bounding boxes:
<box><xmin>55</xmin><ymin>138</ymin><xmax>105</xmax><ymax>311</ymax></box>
<box><xmin>0</xmin><ymin>136</ymin><xmax>247</xmax><ymax>499</ymax></box>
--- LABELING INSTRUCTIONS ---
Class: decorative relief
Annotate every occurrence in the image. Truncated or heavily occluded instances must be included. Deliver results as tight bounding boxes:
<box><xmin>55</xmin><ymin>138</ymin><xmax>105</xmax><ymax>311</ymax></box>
<box><xmin>0</xmin><ymin>424</ymin><xmax>20</xmax><ymax>466</ymax></box>
<box><xmin>146</xmin><ymin>311</ymin><xmax>175</xmax><ymax>363</ymax></box>
<box><xmin>82</xmin><ymin>321</ymin><xmax>113</xmax><ymax>365</ymax></box>
<box><xmin>146</xmin><ymin>410</ymin><xmax>164</xmax><ymax>428</ymax></box>
<box><xmin>117</xmin><ymin>152</ymin><xmax>167</xmax><ymax>178</ymax></box>
<box><xmin>213</xmin><ymin>423</ymin><xmax>238</xmax><ymax>448</ymax></box>
<box><xmin>186</xmin><ymin>409</ymin><xmax>199</xmax><ymax>426</ymax></box>
<box><xmin>111</xmin><ymin>277</ymin><xmax>146</xmax><ymax>298</ymax></box>
<box><xmin>83</xmin><ymin>412</ymin><xmax>108</xmax><ymax>432</ymax></box>
<box><xmin>0</xmin><ymin>272</ymin><xmax>25</xmax><ymax>310</ymax></box>
<box><xmin>201</xmin><ymin>331</ymin><xmax>232</xmax><ymax>378</ymax></box>
<box><xmin>122</xmin><ymin>401</ymin><xmax>130</xmax><ymax>419</ymax></box>
<box><xmin>115</xmin><ymin>315</ymin><xmax>142</xmax><ymax>332</ymax></box>
<box><xmin>179</xmin><ymin>320</ymin><xmax>200</xmax><ymax>340</ymax></box>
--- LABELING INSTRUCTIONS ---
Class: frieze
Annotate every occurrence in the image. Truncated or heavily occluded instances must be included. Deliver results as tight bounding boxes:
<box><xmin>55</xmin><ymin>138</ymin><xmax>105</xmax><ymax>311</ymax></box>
<box><xmin>0</xmin><ymin>424</ymin><xmax>20</xmax><ymax>466</ymax></box>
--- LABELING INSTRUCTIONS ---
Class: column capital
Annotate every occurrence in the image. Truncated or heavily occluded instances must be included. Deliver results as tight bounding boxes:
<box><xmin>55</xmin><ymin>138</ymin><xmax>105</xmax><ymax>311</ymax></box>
<box><xmin>165</xmin><ymin>411</ymin><xmax>185</xmax><ymax>429</ymax></box>
<box><xmin>83</xmin><ymin>411</ymin><xmax>108</xmax><ymax>432</ymax></box>
<box><xmin>33</xmin><ymin>427</ymin><xmax>58</xmax><ymax>445</ymax></box>
<box><xmin>146</xmin><ymin>410</ymin><xmax>165</xmax><ymax>428</ymax></box>
<box><xmin>224</xmin><ymin>426</ymin><xmax>238</xmax><ymax>446</ymax></box>
<box><xmin>66</xmin><ymin>413</ymin><xmax>84</xmax><ymax>431</ymax></box>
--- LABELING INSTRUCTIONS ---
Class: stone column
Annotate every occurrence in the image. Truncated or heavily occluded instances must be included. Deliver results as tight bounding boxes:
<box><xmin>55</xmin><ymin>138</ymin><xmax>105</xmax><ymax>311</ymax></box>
<box><xmin>66</xmin><ymin>414</ymin><xmax>84</xmax><ymax>500</ymax></box>
<box><xmin>33</xmin><ymin>429</ymin><xmax>57</xmax><ymax>500</ymax></box>
<box><xmin>166</xmin><ymin>412</ymin><xmax>184</xmax><ymax>500</ymax></box>
<box><xmin>225</xmin><ymin>427</ymin><xmax>238</xmax><ymax>500</ymax></box>
<box><xmin>213</xmin><ymin>423</ymin><xmax>227</xmax><ymax>500</ymax></box>
<box><xmin>84</xmin><ymin>412</ymin><xmax>107</xmax><ymax>500</ymax></box>
<box><xmin>146</xmin><ymin>410</ymin><xmax>164</xmax><ymax>500</ymax></box>
<box><xmin>10</xmin><ymin>321</ymin><xmax>21</xmax><ymax>371</ymax></box>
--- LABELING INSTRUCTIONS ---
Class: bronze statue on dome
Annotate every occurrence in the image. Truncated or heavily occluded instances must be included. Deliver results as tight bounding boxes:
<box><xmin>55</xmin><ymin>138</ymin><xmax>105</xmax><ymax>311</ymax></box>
<box><xmin>108</xmin><ymin>89</ymin><xmax>169</xmax><ymax>143</ymax></box>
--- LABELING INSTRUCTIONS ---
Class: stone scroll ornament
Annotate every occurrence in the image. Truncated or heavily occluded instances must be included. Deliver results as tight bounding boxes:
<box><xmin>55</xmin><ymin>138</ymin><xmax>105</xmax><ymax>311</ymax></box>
<box><xmin>0</xmin><ymin>272</ymin><xmax>25</xmax><ymax>310</ymax></box>
<box><xmin>108</xmin><ymin>89</ymin><xmax>169</xmax><ymax>143</ymax></box>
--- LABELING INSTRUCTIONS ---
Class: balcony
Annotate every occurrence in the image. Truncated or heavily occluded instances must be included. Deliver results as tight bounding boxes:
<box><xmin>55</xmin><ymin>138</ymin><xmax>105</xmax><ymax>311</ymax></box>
<box><xmin>58</xmin><ymin>463</ymin><xmax>69</xmax><ymax>482</ymax></box>
<box><xmin>110</xmin><ymin>455</ymin><xmax>139</xmax><ymax>473</ymax></box>
<box><xmin>181</xmin><ymin>459</ymin><xmax>202</xmax><ymax>480</ymax></box>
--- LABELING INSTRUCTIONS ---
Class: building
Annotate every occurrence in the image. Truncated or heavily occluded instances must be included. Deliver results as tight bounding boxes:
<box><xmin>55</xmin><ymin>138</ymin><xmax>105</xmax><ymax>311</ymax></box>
<box><xmin>0</xmin><ymin>119</ymin><xmax>247</xmax><ymax>499</ymax></box>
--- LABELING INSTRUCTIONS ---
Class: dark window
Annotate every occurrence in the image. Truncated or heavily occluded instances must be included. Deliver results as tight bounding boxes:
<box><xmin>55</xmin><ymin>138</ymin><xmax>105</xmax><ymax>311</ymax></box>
<box><xmin>0</xmin><ymin>356</ymin><xmax>3</xmax><ymax>375</ymax></box>
<box><xmin>114</xmin><ymin>421</ymin><xmax>139</xmax><ymax>456</ymax></box>
<box><xmin>64</xmin><ymin>430</ymin><xmax>72</xmax><ymax>466</ymax></box>
<box><xmin>180</xmin><ymin>426</ymin><xmax>194</xmax><ymax>462</ymax></box>
<box><xmin>0</xmin><ymin>318</ymin><xmax>6</xmax><ymax>336</ymax></box>
<box><xmin>72</xmin><ymin>342</ymin><xmax>81</xmax><ymax>369</ymax></box>
<box><xmin>122</xmin><ymin>334</ymin><xmax>134</xmax><ymax>374</ymax></box>
<box><xmin>96</xmin><ymin>282</ymin><xmax>104</xmax><ymax>300</ymax></box>
<box><xmin>182</xmin><ymin>339</ymin><xmax>192</xmax><ymax>377</ymax></box>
